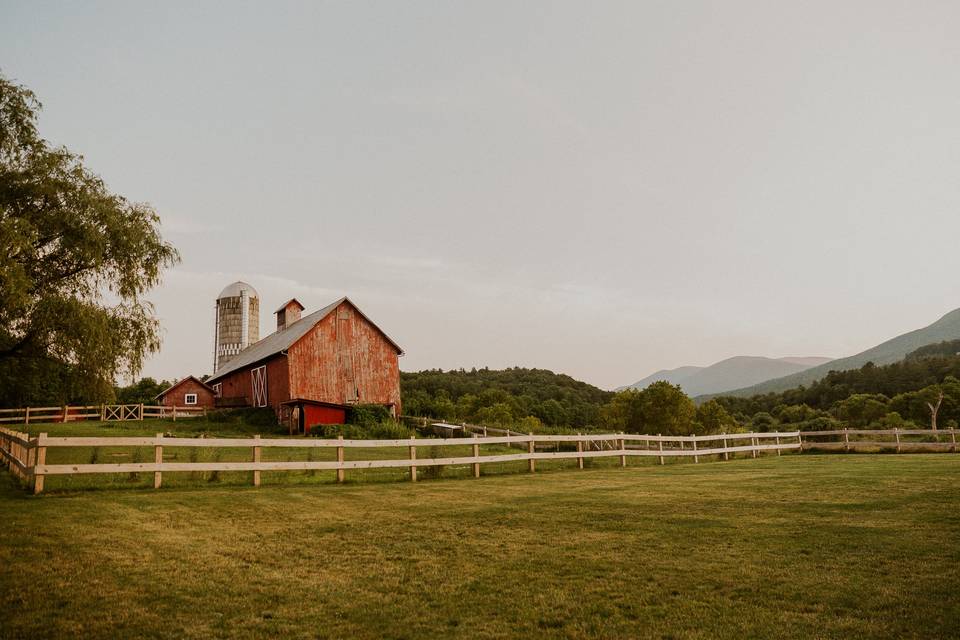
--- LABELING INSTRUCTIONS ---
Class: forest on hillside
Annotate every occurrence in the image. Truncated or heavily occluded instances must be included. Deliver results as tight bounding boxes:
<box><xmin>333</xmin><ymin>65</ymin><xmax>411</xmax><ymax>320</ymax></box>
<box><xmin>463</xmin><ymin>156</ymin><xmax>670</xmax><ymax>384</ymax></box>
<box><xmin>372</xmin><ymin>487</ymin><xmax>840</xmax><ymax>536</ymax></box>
<box><xmin>713</xmin><ymin>340</ymin><xmax>960</xmax><ymax>431</ymax></box>
<box><xmin>400</xmin><ymin>367</ymin><xmax>613</xmax><ymax>429</ymax></box>
<box><xmin>402</xmin><ymin>342</ymin><xmax>960</xmax><ymax>436</ymax></box>
<box><xmin>400</xmin><ymin>368</ymin><xmax>738</xmax><ymax>436</ymax></box>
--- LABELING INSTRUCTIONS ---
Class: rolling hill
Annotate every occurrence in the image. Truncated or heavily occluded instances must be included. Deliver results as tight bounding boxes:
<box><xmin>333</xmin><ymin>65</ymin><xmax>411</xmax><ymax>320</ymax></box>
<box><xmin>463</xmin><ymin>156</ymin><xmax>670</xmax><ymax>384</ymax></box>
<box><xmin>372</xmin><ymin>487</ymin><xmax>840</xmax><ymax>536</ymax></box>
<box><xmin>710</xmin><ymin>306</ymin><xmax>960</xmax><ymax>398</ymax></box>
<box><xmin>620</xmin><ymin>356</ymin><xmax>832</xmax><ymax>397</ymax></box>
<box><xmin>618</xmin><ymin>365</ymin><xmax>704</xmax><ymax>391</ymax></box>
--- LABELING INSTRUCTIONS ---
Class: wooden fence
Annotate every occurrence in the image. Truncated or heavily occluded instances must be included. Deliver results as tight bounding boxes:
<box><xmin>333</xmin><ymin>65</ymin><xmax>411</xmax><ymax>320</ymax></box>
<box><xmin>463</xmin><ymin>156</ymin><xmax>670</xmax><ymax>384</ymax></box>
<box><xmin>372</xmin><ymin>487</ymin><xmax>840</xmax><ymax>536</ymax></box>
<box><xmin>4</xmin><ymin>426</ymin><xmax>956</xmax><ymax>495</ymax></box>
<box><xmin>1</xmin><ymin>429</ymin><xmax>800</xmax><ymax>494</ymax></box>
<box><xmin>0</xmin><ymin>404</ymin><xmax>206</xmax><ymax>425</ymax></box>
<box><xmin>799</xmin><ymin>428</ymin><xmax>958</xmax><ymax>452</ymax></box>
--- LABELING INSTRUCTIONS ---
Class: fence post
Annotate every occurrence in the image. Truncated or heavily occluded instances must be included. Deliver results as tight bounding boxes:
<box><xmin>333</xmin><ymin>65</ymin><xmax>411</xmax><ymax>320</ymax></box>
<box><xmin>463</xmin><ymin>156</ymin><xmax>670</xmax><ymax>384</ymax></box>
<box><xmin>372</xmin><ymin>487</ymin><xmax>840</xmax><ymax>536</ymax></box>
<box><xmin>25</xmin><ymin>434</ymin><xmax>35</xmax><ymax>487</ymax></box>
<box><xmin>658</xmin><ymin>434</ymin><xmax>664</xmax><ymax>465</ymax></box>
<box><xmin>619</xmin><ymin>432</ymin><xmax>626</xmax><ymax>467</ymax></box>
<box><xmin>951</xmin><ymin>429</ymin><xmax>957</xmax><ymax>453</ymax></box>
<box><xmin>483</xmin><ymin>426</ymin><xmax>487</xmax><ymax>437</ymax></box>
<box><xmin>844</xmin><ymin>428</ymin><xmax>849</xmax><ymax>452</ymax></box>
<box><xmin>751</xmin><ymin>435</ymin><xmax>757</xmax><ymax>459</ymax></box>
<box><xmin>154</xmin><ymin>433</ymin><xmax>163</xmax><ymax>489</ymax></box>
<box><xmin>722</xmin><ymin>433</ymin><xmax>729</xmax><ymax>461</ymax></box>
<box><xmin>528</xmin><ymin>432</ymin><xmax>535</xmax><ymax>473</ymax></box>
<box><xmin>172</xmin><ymin>406</ymin><xmax>177</xmax><ymax>422</ymax></box>
<box><xmin>32</xmin><ymin>433</ymin><xmax>46</xmax><ymax>494</ymax></box>
<box><xmin>24</xmin><ymin>407</ymin><xmax>30</xmax><ymax>426</ymax></box>
<box><xmin>337</xmin><ymin>435</ymin><xmax>345</xmax><ymax>483</ymax></box>
<box><xmin>577</xmin><ymin>432</ymin><xmax>584</xmax><ymax>469</ymax></box>
<box><xmin>253</xmin><ymin>434</ymin><xmax>261</xmax><ymax>487</ymax></box>
<box><xmin>895</xmin><ymin>428</ymin><xmax>901</xmax><ymax>454</ymax></box>
<box><xmin>775</xmin><ymin>433</ymin><xmax>781</xmax><ymax>456</ymax></box>
<box><xmin>472</xmin><ymin>435</ymin><xmax>480</xmax><ymax>478</ymax></box>
<box><xmin>138</xmin><ymin>403</ymin><xmax>143</xmax><ymax>421</ymax></box>
<box><xmin>798</xmin><ymin>432</ymin><xmax>804</xmax><ymax>453</ymax></box>
<box><xmin>100</xmin><ymin>404</ymin><xmax>106</xmax><ymax>421</ymax></box>
<box><xmin>62</xmin><ymin>405</ymin><xmax>69</xmax><ymax>424</ymax></box>
<box><xmin>409</xmin><ymin>435</ymin><xmax>417</xmax><ymax>482</ymax></box>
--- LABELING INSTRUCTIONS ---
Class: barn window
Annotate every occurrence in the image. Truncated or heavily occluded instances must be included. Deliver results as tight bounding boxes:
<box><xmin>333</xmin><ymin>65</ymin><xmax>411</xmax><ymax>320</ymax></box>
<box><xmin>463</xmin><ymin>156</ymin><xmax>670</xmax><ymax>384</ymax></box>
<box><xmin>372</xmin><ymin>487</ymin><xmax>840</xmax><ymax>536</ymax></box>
<box><xmin>184</xmin><ymin>393</ymin><xmax>198</xmax><ymax>405</ymax></box>
<box><xmin>212</xmin><ymin>383</ymin><xmax>221</xmax><ymax>398</ymax></box>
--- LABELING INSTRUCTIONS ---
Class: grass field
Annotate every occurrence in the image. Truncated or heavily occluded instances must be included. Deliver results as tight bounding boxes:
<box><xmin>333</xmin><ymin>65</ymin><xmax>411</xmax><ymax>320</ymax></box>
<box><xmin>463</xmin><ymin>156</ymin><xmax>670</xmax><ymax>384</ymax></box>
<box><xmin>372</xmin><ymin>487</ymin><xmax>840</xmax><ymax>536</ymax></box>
<box><xmin>1</xmin><ymin>454</ymin><xmax>958</xmax><ymax>639</ymax></box>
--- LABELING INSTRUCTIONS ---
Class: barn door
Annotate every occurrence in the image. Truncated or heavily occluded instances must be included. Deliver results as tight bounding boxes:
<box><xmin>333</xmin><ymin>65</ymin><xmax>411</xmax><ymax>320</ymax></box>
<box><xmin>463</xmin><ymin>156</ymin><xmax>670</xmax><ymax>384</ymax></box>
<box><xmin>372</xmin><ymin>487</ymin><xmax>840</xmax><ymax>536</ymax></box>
<box><xmin>251</xmin><ymin>365</ymin><xmax>268</xmax><ymax>407</ymax></box>
<box><xmin>337</xmin><ymin>307</ymin><xmax>358</xmax><ymax>402</ymax></box>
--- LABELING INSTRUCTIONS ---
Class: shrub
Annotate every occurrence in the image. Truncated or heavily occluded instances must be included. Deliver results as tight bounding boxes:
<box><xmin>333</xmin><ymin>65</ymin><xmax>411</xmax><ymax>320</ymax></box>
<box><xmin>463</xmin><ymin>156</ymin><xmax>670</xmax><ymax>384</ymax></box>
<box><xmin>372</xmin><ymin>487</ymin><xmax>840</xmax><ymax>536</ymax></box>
<box><xmin>750</xmin><ymin>412</ymin><xmax>777</xmax><ymax>432</ymax></box>
<box><xmin>797</xmin><ymin>416</ymin><xmax>842</xmax><ymax>432</ymax></box>
<box><xmin>346</xmin><ymin>404</ymin><xmax>392</xmax><ymax>426</ymax></box>
<box><xmin>310</xmin><ymin>421</ymin><xmax>414</xmax><ymax>440</ymax></box>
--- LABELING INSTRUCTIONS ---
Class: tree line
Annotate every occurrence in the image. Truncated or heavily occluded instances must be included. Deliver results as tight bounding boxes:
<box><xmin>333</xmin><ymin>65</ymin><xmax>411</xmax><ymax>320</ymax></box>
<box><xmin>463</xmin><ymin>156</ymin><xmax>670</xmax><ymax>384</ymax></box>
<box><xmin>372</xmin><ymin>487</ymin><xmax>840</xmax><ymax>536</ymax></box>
<box><xmin>401</xmin><ymin>368</ymin><xmax>740</xmax><ymax>435</ymax></box>
<box><xmin>400</xmin><ymin>367</ymin><xmax>613</xmax><ymax>431</ymax></box>
<box><xmin>403</xmin><ymin>342</ymin><xmax>960</xmax><ymax>435</ymax></box>
<box><xmin>713</xmin><ymin>341</ymin><xmax>960</xmax><ymax>432</ymax></box>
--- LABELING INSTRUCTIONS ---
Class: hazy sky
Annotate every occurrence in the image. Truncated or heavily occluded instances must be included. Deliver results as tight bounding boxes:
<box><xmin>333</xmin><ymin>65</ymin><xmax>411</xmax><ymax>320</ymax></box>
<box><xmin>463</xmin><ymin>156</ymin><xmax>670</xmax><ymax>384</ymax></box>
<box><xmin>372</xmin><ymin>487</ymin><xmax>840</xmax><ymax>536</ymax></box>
<box><xmin>3</xmin><ymin>1</ymin><xmax>960</xmax><ymax>389</ymax></box>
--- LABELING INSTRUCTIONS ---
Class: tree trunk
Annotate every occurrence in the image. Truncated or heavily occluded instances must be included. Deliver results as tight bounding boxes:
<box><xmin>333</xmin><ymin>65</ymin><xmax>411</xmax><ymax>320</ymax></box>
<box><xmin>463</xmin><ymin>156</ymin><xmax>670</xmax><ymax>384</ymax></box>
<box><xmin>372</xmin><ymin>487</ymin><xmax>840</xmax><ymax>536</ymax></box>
<box><xmin>927</xmin><ymin>391</ymin><xmax>944</xmax><ymax>432</ymax></box>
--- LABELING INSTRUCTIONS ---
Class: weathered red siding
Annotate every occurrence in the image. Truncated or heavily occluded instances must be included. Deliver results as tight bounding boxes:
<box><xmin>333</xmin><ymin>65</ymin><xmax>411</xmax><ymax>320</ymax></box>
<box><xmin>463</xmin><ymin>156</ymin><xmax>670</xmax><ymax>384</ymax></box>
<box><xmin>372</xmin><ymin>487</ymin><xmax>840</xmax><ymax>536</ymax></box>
<box><xmin>287</xmin><ymin>301</ymin><xmax>401</xmax><ymax>413</ymax></box>
<box><xmin>215</xmin><ymin>354</ymin><xmax>290</xmax><ymax>412</ymax></box>
<box><xmin>159</xmin><ymin>378</ymin><xmax>216</xmax><ymax>408</ymax></box>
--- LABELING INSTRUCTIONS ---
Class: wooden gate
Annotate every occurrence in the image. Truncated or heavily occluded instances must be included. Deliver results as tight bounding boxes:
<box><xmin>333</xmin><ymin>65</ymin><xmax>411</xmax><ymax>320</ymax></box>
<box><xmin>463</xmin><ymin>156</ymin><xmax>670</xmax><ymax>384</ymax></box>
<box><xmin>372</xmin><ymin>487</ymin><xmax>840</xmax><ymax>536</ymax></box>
<box><xmin>104</xmin><ymin>405</ymin><xmax>140</xmax><ymax>421</ymax></box>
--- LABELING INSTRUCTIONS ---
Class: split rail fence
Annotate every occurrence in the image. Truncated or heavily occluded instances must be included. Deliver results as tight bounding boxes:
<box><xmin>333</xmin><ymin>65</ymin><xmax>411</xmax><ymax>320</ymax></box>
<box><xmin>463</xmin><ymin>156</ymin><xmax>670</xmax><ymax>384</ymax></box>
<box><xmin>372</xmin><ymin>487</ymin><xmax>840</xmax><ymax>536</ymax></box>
<box><xmin>3</xmin><ymin>427</ymin><xmax>956</xmax><ymax>495</ymax></box>
<box><xmin>799</xmin><ymin>428</ymin><xmax>958</xmax><ymax>453</ymax></box>
<box><xmin>1</xmin><ymin>429</ymin><xmax>800</xmax><ymax>494</ymax></box>
<box><xmin>0</xmin><ymin>404</ymin><xmax>205</xmax><ymax>425</ymax></box>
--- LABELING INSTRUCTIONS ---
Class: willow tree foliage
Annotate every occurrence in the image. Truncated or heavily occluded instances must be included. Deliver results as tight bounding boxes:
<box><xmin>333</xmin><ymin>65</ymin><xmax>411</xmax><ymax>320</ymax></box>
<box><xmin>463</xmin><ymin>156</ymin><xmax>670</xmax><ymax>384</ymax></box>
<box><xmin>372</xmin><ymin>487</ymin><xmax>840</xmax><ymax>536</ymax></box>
<box><xmin>0</xmin><ymin>74</ymin><xmax>179</xmax><ymax>405</ymax></box>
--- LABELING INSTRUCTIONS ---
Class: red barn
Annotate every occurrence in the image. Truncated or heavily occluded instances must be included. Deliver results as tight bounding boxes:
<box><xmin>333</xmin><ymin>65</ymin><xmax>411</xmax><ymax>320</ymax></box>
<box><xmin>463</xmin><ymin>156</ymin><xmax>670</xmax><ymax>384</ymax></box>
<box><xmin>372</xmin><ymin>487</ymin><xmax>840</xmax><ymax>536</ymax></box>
<box><xmin>155</xmin><ymin>376</ymin><xmax>217</xmax><ymax>409</ymax></box>
<box><xmin>206</xmin><ymin>297</ymin><xmax>403</xmax><ymax>431</ymax></box>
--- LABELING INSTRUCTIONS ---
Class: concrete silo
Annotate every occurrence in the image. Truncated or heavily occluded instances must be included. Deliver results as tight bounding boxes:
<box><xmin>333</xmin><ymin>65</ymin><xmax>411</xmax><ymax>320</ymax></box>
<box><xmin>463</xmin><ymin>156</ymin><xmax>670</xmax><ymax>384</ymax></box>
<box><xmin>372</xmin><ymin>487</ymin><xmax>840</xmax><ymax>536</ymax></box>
<box><xmin>213</xmin><ymin>281</ymin><xmax>260</xmax><ymax>372</ymax></box>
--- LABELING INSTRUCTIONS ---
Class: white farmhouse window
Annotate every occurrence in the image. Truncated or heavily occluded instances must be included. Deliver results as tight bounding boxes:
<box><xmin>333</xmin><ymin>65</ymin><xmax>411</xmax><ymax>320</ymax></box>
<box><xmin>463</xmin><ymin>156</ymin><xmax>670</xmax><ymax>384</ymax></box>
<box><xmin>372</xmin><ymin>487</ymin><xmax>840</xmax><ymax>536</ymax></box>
<box><xmin>184</xmin><ymin>393</ymin><xmax>198</xmax><ymax>405</ymax></box>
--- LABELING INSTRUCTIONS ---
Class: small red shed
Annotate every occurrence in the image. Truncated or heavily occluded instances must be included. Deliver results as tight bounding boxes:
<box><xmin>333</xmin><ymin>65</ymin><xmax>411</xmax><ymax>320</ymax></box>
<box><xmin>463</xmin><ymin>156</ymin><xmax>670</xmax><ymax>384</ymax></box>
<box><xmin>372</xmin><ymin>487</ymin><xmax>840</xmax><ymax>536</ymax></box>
<box><xmin>155</xmin><ymin>376</ymin><xmax>217</xmax><ymax>409</ymax></box>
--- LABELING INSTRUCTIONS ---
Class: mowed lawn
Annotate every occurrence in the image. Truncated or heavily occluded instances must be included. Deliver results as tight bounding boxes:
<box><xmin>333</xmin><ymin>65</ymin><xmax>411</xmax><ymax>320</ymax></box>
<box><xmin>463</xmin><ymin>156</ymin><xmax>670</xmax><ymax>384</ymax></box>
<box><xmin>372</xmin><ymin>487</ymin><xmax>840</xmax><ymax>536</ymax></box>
<box><xmin>1</xmin><ymin>455</ymin><xmax>958</xmax><ymax>639</ymax></box>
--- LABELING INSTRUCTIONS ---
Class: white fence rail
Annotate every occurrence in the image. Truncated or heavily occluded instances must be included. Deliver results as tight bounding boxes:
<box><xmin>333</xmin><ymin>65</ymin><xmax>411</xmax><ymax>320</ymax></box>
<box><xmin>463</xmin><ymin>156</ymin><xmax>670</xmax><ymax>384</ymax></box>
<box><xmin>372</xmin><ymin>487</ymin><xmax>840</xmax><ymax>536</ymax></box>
<box><xmin>0</xmin><ymin>404</ymin><xmax>205</xmax><ymax>425</ymax></box>
<box><xmin>6</xmin><ymin>426</ymin><xmax>956</xmax><ymax>495</ymax></box>
<box><xmin>800</xmin><ymin>428</ymin><xmax>958</xmax><ymax>453</ymax></box>
<box><xmin>2</xmin><ymin>429</ymin><xmax>800</xmax><ymax>494</ymax></box>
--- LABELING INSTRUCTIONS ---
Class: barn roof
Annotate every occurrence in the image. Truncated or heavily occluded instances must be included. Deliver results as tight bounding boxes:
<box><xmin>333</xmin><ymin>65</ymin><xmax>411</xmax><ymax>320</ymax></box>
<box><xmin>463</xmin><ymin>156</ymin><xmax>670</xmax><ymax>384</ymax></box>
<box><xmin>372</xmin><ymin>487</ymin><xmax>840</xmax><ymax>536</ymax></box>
<box><xmin>207</xmin><ymin>297</ymin><xmax>403</xmax><ymax>383</ymax></box>
<box><xmin>154</xmin><ymin>376</ymin><xmax>215</xmax><ymax>400</ymax></box>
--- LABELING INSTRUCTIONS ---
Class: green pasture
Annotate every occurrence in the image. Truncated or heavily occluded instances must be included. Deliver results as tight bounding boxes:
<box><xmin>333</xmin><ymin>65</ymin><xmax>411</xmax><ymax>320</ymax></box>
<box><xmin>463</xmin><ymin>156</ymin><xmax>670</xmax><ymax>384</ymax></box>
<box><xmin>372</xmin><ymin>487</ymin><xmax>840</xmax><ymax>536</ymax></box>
<box><xmin>1</xmin><ymin>454</ymin><xmax>958</xmax><ymax>639</ymax></box>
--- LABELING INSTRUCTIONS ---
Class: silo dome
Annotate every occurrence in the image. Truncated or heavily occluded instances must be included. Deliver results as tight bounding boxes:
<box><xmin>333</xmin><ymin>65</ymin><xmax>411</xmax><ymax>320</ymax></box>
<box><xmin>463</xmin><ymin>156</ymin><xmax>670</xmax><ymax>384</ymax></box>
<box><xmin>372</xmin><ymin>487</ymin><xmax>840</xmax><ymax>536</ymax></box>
<box><xmin>213</xmin><ymin>281</ymin><xmax>260</xmax><ymax>373</ymax></box>
<box><xmin>218</xmin><ymin>281</ymin><xmax>259</xmax><ymax>300</ymax></box>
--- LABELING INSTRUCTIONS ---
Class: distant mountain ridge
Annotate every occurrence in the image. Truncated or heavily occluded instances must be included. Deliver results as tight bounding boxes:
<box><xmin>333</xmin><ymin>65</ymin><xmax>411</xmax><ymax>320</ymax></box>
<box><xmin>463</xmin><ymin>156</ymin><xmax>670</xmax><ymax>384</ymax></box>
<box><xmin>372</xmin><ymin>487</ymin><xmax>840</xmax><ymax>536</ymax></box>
<box><xmin>619</xmin><ymin>356</ymin><xmax>833</xmax><ymax>397</ymax></box>
<box><xmin>708</xmin><ymin>307</ymin><xmax>960</xmax><ymax>399</ymax></box>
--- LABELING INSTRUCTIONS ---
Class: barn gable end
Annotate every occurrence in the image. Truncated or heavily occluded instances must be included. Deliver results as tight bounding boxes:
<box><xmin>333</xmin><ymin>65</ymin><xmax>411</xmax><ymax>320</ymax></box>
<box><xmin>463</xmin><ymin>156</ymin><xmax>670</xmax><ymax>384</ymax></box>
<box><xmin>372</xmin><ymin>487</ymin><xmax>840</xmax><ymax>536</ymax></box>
<box><xmin>287</xmin><ymin>299</ymin><xmax>402</xmax><ymax>414</ymax></box>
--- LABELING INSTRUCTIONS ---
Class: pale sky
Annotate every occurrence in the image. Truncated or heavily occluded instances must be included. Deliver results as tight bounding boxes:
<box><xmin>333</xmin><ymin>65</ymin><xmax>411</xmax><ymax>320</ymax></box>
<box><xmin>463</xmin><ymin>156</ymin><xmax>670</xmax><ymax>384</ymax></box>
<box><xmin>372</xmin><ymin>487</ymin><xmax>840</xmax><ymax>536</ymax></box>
<box><xmin>3</xmin><ymin>1</ymin><xmax>960</xmax><ymax>390</ymax></box>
